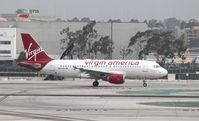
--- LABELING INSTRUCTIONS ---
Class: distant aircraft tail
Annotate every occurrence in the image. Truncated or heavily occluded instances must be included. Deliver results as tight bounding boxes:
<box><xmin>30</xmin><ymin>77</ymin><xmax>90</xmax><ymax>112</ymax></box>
<box><xmin>18</xmin><ymin>33</ymin><xmax>53</xmax><ymax>71</ymax></box>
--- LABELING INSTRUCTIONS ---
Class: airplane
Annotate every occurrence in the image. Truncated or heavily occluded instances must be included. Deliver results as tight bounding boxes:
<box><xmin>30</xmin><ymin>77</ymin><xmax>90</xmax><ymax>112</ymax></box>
<box><xmin>18</xmin><ymin>33</ymin><xmax>168</xmax><ymax>87</ymax></box>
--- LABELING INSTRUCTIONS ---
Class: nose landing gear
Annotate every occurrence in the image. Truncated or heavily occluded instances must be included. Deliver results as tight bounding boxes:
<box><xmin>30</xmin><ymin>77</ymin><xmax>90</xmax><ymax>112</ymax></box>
<box><xmin>143</xmin><ymin>80</ymin><xmax>147</xmax><ymax>87</ymax></box>
<box><xmin>93</xmin><ymin>79</ymin><xmax>99</xmax><ymax>87</ymax></box>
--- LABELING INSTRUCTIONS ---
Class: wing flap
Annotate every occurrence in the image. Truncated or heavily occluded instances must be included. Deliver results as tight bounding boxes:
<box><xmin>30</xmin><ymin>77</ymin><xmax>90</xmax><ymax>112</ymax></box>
<box><xmin>74</xmin><ymin>66</ymin><xmax>125</xmax><ymax>80</ymax></box>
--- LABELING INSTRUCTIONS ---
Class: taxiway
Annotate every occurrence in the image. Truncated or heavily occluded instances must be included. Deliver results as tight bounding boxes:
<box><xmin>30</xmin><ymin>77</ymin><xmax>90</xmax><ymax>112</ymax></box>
<box><xmin>0</xmin><ymin>78</ymin><xmax>199</xmax><ymax>121</ymax></box>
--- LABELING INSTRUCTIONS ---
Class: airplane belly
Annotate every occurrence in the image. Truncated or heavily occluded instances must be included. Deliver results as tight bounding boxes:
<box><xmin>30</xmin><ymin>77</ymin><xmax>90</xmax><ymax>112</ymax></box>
<box><xmin>58</xmin><ymin>69</ymin><xmax>80</xmax><ymax>78</ymax></box>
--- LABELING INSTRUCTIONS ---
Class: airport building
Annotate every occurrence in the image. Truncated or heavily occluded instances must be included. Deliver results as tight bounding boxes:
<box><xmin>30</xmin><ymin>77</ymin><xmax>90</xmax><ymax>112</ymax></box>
<box><xmin>0</xmin><ymin>8</ymin><xmax>149</xmax><ymax>60</ymax></box>
<box><xmin>0</xmin><ymin>21</ymin><xmax>148</xmax><ymax>60</ymax></box>
<box><xmin>184</xmin><ymin>26</ymin><xmax>199</xmax><ymax>58</ymax></box>
<box><xmin>185</xmin><ymin>26</ymin><xmax>199</xmax><ymax>42</ymax></box>
<box><xmin>0</xmin><ymin>28</ymin><xmax>16</xmax><ymax>60</ymax></box>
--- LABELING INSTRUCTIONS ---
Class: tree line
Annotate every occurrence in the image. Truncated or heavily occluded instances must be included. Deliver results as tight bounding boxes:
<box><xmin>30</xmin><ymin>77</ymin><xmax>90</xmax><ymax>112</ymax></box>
<box><xmin>57</xmin><ymin>17</ymin><xmax>199</xmax><ymax>29</ymax></box>
<box><xmin>60</xmin><ymin>21</ymin><xmax>113</xmax><ymax>59</ymax></box>
<box><xmin>127</xmin><ymin>30</ymin><xmax>187</xmax><ymax>66</ymax></box>
<box><xmin>59</xmin><ymin>21</ymin><xmax>187</xmax><ymax>66</ymax></box>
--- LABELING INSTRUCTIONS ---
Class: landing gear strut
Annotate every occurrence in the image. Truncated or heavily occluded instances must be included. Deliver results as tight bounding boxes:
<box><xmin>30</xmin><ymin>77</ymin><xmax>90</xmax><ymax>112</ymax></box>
<box><xmin>143</xmin><ymin>80</ymin><xmax>147</xmax><ymax>87</ymax></box>
<box><xmin>93</xmin><ymin>80</ymin><xmax>99</xmax><ymax>87</ymax></box>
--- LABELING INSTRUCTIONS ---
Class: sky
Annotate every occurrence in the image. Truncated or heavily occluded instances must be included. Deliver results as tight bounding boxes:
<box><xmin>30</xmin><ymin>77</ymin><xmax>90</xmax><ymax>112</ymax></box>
<box><xmin>0</xmin><ymin>0</ymin><xmax>199</xmax><ymax>21</ymax></box>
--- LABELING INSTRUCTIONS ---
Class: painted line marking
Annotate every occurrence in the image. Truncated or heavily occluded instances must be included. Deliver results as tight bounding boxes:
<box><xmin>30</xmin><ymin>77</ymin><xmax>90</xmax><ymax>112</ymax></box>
<box><xmin>0</xmin><ymin>96</ymin><xmax>8</xmax><ymax>103</ymax></box>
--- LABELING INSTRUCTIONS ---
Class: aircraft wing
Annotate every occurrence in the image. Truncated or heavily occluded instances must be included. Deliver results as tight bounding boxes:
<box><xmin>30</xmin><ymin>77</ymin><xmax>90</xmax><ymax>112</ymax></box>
<box><xmin>73</xmin><ymin>66</ymin><xmax>125</xmax><ymax>80</ymax></box>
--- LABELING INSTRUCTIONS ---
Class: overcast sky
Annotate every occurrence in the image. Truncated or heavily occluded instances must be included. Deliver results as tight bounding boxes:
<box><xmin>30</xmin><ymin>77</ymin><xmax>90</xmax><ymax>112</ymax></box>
<box><xmin>0</xmin><ymin>0</ymin><xmax>198</xmax><ymax>21</ymax></box>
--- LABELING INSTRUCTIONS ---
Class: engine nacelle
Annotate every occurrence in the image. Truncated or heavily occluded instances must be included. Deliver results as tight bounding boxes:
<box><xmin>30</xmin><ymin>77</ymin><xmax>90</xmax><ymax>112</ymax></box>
<box><xmin>108</xmin><ymin>74</ymin><xmax>125</xmax><ymax>84</ymax></box>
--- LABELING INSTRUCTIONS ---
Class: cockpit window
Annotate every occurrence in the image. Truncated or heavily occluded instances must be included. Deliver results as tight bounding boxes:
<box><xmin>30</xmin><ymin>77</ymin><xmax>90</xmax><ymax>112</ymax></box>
<box><xmin>154</xmin><ymin>65</ymin><xmax>160</xmax><ymax>68</ymax></box>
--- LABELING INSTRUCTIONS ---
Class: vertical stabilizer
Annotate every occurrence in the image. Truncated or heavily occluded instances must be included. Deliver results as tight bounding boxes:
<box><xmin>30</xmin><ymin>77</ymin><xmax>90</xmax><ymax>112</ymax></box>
<box><xmin>18</xmin><ymin>33</ymin><xmax>53</xmax><ymax>71</ymax></box>
<box><xmin>21</xmin><ymin>33</ymin><xmax>52</xmax><ymax>61</ymax></box>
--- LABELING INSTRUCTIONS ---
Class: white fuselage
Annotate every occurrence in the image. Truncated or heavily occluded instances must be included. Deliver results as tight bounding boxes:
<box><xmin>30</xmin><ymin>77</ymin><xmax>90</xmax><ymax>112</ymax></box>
<box><xmin>41</xmin><ymin>60</ymin><xmax>168</xmax><ymax>79</ymax></box>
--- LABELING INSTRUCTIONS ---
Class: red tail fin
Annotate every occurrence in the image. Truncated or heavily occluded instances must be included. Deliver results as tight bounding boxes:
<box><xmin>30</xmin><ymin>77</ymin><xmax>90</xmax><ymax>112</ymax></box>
<box><xmin>19</xmin><ymin>33</ymin><xmax>53</xmax><ymax>71</ymax></box>
<box><xmin>21</xmin><ymin>33</ymin><xmax>52</xmax><ymax>61</ymax></box>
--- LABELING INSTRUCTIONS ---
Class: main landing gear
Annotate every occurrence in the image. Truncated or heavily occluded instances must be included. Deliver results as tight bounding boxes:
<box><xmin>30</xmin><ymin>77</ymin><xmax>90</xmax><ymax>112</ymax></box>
<box><xmin>143</xmin><ymin>80</ymin><xmax>147</xmax><ymax>87</ymax></box>
<box><xmin>93</xmin><ymin>80</ymin><xmax>99</xmax><ymax>87</ymax></box>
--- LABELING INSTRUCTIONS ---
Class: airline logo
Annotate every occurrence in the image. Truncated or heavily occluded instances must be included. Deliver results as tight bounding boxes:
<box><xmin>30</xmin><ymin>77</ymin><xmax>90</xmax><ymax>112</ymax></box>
<box><xmin>25</xmin><ymin>43</ymin><xmax>44</xmax><ymax>61</ymax></box>
<box><xmin>85</xmin><ymin>60</ymin><xmax>139</xmax><ymax>66</ymax></box>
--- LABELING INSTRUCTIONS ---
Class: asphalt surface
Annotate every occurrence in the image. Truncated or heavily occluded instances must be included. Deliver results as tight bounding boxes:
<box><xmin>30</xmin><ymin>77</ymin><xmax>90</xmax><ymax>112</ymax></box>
<box><xmin>0</xmin><ymin>78</ymin><xmax>199</xmax><ymax>121</ymax></box>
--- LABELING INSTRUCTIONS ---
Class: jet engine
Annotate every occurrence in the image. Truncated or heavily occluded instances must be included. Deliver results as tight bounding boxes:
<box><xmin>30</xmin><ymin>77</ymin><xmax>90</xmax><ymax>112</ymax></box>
<box><xmin>108</xmin><ymin>74</ymin><xmax>125</xmax><ymax>84</ymax></box>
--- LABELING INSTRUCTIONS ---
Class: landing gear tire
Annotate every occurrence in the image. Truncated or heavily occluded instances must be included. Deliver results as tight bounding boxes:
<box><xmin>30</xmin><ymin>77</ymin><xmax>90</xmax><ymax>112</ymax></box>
<box><xmin>143</xmin><ymin>80</ymin><xmax>147</xmax><ymax>87</ymax></box>
<box><xmin>93</xmin><ymin>81</ymin><xmax>99</xmax><ymax>87</ymax></box>
<box><xmin>143</xmin><ymin>83</ymin><xmax>147</xmax><ymax>87</ymax></box>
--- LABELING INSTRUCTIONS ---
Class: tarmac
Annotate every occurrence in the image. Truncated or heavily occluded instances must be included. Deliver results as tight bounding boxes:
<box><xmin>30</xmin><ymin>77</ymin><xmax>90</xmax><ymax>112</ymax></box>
<box><xmin>0</xmin><ymin>77</ymin><xmax>199</xmax><ymax>121</ymax></box>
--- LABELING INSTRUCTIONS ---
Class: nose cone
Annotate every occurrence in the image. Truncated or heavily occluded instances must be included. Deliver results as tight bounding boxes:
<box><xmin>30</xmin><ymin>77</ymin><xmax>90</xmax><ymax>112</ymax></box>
<box><xmin>161</xmin><ymin>68</ymin><xmax>168</xmax><ymax>77</ymax></box>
